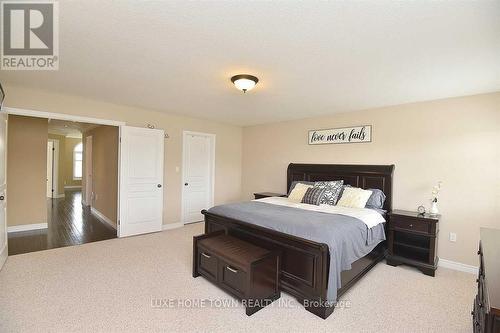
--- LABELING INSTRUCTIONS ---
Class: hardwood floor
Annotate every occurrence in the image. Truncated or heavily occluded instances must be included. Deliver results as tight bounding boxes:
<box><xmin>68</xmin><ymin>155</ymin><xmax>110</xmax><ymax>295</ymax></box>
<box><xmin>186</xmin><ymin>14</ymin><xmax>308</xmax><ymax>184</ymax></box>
<box><xmin>8</xmin><ymin>190</ymin><xmax>117</xmax><ymax>255</ymax></box>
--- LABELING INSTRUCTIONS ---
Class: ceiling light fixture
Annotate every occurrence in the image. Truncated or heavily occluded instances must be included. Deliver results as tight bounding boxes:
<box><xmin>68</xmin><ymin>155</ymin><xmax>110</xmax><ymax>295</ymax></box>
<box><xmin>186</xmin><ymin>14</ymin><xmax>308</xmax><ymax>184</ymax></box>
<box><xmin>231</xmin><ymin>74</ymin><xmax>259</xmax><ymax>93</ymax></box>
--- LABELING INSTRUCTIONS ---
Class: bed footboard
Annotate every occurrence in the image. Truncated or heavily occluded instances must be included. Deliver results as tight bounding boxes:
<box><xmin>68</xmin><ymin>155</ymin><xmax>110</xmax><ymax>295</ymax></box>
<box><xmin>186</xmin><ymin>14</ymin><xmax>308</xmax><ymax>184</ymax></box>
<box><xmin>202</xmin><ymin>210</ymin><xmax>333</xmax><ymax>318</ymax></box>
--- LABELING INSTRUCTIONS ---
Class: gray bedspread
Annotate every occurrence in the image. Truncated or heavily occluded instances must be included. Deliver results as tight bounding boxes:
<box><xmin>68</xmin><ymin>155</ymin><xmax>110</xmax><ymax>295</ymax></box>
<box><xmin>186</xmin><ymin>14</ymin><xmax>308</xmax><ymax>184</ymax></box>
<box><xmin>207</xmin><ymin>201</ymin><xmax>386</xmax><ymax>302</ymax></box>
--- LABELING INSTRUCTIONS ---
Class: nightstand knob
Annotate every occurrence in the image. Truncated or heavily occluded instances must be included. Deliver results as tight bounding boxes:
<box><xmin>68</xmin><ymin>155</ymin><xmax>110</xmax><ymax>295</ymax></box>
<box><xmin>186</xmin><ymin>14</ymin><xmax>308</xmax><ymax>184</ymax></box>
<box><xmin>409</xmin><ymin>224</ymin><xmax>413</xmax><ymax>228</ymax></box>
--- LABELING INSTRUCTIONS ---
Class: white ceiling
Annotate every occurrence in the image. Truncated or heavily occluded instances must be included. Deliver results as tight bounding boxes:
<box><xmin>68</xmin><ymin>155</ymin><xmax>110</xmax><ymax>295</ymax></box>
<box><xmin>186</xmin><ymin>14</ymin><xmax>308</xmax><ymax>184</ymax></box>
<box><xmin>48</xmin><ymin>119</ymin><xmax>96</xmax><ymax>138</ymax></box>
<box><xmin>2</xmin><ymin>1</ymin><xmax>500</xmax><ymax>126</ymax></box>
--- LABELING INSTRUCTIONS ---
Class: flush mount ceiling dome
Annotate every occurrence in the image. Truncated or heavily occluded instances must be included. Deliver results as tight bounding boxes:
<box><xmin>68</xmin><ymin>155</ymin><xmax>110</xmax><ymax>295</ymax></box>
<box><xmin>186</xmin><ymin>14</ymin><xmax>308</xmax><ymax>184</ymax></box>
<box><xmin>231</xmin><ymin>74</ymin><xmax>259</xmax><ymax>93</ymax></box>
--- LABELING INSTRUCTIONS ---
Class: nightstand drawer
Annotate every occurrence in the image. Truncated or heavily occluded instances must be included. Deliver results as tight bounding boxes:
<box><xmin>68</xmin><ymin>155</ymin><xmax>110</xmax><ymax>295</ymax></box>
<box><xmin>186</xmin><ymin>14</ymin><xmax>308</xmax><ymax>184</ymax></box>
<box><xmin>392</xmin><ymin>216</ymin><xmax>431</xmax><ymax>234</ymax></box>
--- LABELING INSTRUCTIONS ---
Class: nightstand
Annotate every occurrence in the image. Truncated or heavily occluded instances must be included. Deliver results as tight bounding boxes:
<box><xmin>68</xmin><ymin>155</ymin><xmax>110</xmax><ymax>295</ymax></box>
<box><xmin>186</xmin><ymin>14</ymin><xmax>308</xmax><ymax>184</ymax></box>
<box><xmin>386</xmin><ymin>209</ymin><xmax>440</xmax><ymax>276</ymax></box>
<box><xmin>254</xmin><ymin>192</ymin><xmax>287</xmax><ymax>200</ymax></box>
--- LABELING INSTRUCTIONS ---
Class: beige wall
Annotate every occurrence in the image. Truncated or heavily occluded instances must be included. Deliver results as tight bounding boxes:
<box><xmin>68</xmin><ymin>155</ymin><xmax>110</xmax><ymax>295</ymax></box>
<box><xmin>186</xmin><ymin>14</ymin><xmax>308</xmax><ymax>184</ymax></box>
<box><xmin>82</xmin><ymin>126</ymin><xmax>118</xmax><ymax>226</ymax></box>
<box><xmin>8</xmin><ymin>84</ymin><xmax>496</xmax><ymax>267</ymax></box>
<box><xmin>7</xmin><ymin>115</ymin><xmax>48</xmax><ymax>226</ymax></box>
<box><xmin>4</xmin><ymin>85</ymin><xmax>243</xmax><ymax>226</ymax></box>
<box><xmin>242</xmin><ymin>92</ymin><xmax>500</xmax><ymax>266</ymax></box>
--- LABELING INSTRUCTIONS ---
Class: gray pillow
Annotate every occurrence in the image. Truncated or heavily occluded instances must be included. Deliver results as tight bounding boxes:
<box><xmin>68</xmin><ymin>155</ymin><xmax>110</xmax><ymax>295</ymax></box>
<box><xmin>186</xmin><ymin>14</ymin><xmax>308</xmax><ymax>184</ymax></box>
<box><xmin>338</xmin><ymin>184</ymin><xmax>351</xmax><ymax>198</ymax></box>
<box><xmin>314</xmin><ymin>180</ymin><xmax>344</xmax><ymax>205</ymax></box>
<box><xmin>301</xmin><ymin>187</ymin><xmax>326</xmax><ymax>206</ymax></box>
<box><xmin>365</xmin><ymin>188</ymin><xmax>386</xmax><ymax>209</ymax></box>
<box><xmin>288</xmin><ymin>181</ymin><xmax>314</xmax><ymax>195</ymax></box>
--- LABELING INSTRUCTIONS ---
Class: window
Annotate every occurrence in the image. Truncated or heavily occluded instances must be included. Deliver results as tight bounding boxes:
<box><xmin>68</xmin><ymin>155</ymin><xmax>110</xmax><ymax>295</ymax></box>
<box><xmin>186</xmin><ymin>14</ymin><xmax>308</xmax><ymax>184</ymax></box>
<box><xmin>73</xmin><ymin>143</ymin><xmax>83</xmax><ymax>179</ymax></box>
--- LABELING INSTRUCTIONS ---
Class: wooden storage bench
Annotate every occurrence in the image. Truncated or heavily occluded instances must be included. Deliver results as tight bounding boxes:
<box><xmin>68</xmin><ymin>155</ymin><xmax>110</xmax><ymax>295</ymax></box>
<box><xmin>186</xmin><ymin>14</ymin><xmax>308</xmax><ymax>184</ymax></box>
<box><xmin>193</xmin><ymin>232</ymin><xmax>280</xmax><ymax>316</ymax></box>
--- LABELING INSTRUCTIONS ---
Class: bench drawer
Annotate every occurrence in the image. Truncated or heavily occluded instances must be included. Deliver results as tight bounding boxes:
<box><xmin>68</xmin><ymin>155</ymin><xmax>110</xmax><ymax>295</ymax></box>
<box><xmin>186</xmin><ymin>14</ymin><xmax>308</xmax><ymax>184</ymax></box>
<box><xmin>197</xmin><ymin>247</ymin><xmax>218</xmax><ymax>281</ymax></box>
<box><xmin>220</xmin><ymin>260</ymin><xmax>247</xmax><ymax>297</ymax></box>
<box><xmin>193</xmin><ymin>233</ymin><xmax>280</xmax><ymax>316</ymax></box>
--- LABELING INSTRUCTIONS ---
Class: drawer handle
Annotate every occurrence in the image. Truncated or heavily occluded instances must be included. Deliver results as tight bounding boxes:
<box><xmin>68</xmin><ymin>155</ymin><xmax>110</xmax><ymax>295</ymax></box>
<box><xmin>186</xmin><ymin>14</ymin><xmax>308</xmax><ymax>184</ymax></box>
<box><xmin>409</xmin><ymin>224</ymin><xmax>413</xmax><ymax>228</ymax></box>
<box><xmin>201</xmin><ymin>252</ymin><xmax>211</xmax><ymax>259</ymax></box>
<box><xmin>226</xmin><ymin>266</ymin><xmax>238</xmax><ymax>274</ymax></box>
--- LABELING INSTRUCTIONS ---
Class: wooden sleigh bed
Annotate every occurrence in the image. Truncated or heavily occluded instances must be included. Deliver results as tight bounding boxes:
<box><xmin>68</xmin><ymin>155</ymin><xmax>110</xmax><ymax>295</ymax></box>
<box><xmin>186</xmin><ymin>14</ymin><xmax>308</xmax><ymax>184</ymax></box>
<box><xmin>201</xmin><ymin>163</ymin><xmax>395</xmax><ymax>319</ymax></box>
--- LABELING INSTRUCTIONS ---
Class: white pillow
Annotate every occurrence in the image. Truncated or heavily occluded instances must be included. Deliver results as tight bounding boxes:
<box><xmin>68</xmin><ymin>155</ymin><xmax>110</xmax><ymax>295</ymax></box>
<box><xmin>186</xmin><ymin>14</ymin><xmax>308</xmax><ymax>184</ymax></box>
<box><xmin>337</xmin><ymin>187</ymin><xmax>373</xmax><ymax>208</ymax></box>
<box><xmin>288</xmin><ymin>183</ymin><xmax>313</xmax><ymax>203</ymax></box>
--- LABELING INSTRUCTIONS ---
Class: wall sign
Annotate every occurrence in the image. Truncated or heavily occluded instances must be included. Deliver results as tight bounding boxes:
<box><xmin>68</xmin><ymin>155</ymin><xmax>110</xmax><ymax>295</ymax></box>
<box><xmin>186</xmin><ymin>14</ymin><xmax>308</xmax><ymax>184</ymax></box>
<box><xmin>308</xmin><ymin>125</ymin><xmax>372</xmax><ymax>145</ymax></box>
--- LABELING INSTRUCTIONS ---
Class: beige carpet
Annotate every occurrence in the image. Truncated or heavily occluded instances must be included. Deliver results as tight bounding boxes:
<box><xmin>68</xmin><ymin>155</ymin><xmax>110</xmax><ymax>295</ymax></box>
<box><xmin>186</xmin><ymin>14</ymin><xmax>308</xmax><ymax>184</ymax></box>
<box><xmin>0</xmin><ymin>223</ymin><xmax>475</xmax><ymax>333</ymax></box>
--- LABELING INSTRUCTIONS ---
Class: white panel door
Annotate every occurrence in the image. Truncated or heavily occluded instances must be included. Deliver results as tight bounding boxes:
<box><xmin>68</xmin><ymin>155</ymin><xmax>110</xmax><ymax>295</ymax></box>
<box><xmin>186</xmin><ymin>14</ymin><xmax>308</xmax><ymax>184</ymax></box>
<box><xmin>0</xmin><ymin>112</ymin><xmax>8</xmax><ymax>270</ymax></box>
<box><xmin>46</xmin><ymin>141</ymin><xmax>54</xmax><ymax>197</ymax></box>
<box><xmin>182</xmin><ymin>132</ymin><xmax>214</xmax><ymax>224</ymax></box>
<box><xmin>119</xmin><ymin>126</ymin><xmax>164</xmax><ymax>237</ymax></box>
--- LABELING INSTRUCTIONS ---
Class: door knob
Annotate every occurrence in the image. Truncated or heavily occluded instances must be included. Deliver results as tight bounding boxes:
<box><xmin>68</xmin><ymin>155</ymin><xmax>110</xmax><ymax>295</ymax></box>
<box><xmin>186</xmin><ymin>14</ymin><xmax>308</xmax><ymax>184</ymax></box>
<box><xmin>184</xmin><ymin>183</ymin><xmax>188</xmax><ymax>186</ymax></box>
<box><xmin>157</xmin><ymin>184</ymin><xmax>162</xmax><ymax>188</ymax></box>
<box><xmin>0</xmin><ymin>196</ymin><xmax>4</xmax><ymax>201</ymax></box>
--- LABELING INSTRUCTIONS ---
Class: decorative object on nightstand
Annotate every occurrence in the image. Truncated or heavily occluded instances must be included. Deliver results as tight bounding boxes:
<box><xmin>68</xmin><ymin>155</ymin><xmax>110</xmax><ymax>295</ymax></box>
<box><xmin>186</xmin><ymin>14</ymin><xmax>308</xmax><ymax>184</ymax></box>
<box><xmin>386</xmin><ymin>209</ymin><xmax>440</xmax><ymax>276</ymax></box>
<box><xmin>429</xmin><ymin>181</ymin><xmax>442</xmax><ymax>216</ymax></box>
<box><xmin>417</xmin><ymin>205</ymin><xmax>426</xmax><ymax>215</ymax></box>
<box><xmin>254</xmin><ymin>192</ymin><xmax>287</xmax><ymax>200</ymax></box>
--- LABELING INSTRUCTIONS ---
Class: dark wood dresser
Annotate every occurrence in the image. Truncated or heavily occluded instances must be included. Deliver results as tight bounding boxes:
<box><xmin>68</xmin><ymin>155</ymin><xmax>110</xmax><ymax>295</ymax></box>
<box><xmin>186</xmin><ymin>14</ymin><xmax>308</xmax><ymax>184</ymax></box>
<box><xmin>386</xmin><ymin>210</ymin><xmax>440</xmax><ymax>276</ymax></box>
<box><xmin>472</xmin><ymin>228</ymin><xmax>500</xmax><ymax>333</ymax></box>
<box><xmin>253</xmin><ymin>192</ymin><xmax>287</xmax><ymax>199</ymax></box>
<box><xmin>193</xmin><ymin>232</ymin><xmax>280</xmax><ymax>316</ymax></box>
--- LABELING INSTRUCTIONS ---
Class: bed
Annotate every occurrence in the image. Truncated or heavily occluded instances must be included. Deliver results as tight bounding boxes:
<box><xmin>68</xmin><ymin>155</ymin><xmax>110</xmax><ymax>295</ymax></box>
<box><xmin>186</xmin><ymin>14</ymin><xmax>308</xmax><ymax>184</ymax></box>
<box><xmin>201</xmin><ymin>163</ymin><xmax>395</xmax><ymax>319</ymax></box>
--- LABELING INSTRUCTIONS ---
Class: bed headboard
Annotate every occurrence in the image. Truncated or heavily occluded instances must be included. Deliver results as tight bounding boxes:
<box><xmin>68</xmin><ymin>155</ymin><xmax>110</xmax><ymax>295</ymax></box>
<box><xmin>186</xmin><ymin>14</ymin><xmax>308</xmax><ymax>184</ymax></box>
<box><xmin>287</xmin><ymin>163</ymin><xmax>395</xmax><ymax>212</ymax></box>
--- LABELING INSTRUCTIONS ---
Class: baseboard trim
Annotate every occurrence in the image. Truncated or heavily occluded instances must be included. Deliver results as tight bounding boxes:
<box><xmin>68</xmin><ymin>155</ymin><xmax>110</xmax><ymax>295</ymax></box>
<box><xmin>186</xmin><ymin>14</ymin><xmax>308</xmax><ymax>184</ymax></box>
<box><xmin>0</xmin><ymin>242</ymin><xmax>8</xmax><ymax>271</ymax></box>
<box><xmin>438</xmin><ymin>258</ymin><xmax>478</xmax><ymax>275</ymax></box>
<box><xmin>162</xmin><ymin>222</ymin><xmax>184</xmax><ymax>231</ymax></box>
<box><xmin>8</xmin><ymin>223</ymin><xmax>48</xmax><ymax>233</ymax></box>
<box><xmin>64</xmin><ymin>186</ymin><xmax>82</xmax><ymax>189</ymax></box>
<box><xmin>90</xmin><ymin>207</ymin><xmax>117</xmax><ymax>230</ymax></box>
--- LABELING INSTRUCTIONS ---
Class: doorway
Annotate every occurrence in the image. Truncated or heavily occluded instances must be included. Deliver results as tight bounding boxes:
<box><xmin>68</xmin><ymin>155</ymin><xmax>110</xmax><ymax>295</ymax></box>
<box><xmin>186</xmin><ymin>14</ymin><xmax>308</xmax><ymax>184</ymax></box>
<box><xmin>3</xmin><ymin>107</ymin><xmax>166</xmax><ymax>256</ymax></box>
<box><xmin>46</xmin><ymin>139</ymin><xmax>60</xmax><ymax>198</ymax></box>
<box><xmin>6</xmin><ymin>116</ymin><xmax>120</xmax><ymax>255</ymax></box>
<box><xmin>46</xmin><ymin>141</ymin><xmax>54</xmax><ymax>198</ymax></box>
<box><xmin>84</xmin><ymin>135</ymin><xmax>92</xmax><ymax>206</ymax></box>
<box><xmin>181</xmin><ymin>131</ymin><xmax>215</xmax><ymax>224</ymax></box>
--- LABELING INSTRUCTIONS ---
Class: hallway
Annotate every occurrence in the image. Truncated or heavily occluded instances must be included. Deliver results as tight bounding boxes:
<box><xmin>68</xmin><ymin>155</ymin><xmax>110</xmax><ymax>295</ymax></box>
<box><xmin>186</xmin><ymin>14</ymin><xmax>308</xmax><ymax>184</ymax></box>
<box><xmin>8</xmin><ymin>190</ymin><xmax>117</xmax><ymax>255</ymax></box>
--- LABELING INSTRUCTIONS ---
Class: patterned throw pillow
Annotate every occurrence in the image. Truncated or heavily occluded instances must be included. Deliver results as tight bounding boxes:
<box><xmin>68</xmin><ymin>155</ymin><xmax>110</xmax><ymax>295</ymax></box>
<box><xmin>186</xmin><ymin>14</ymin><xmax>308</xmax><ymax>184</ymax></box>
<box><xmin>301</xmin><ymin>187</ymin><xmax>326</xmax><ymax>206</ymax></box>
<box><xmin>314</xmin><ymin>180</ymin><xmax>344</xmax><ymax>205</ymax></box>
